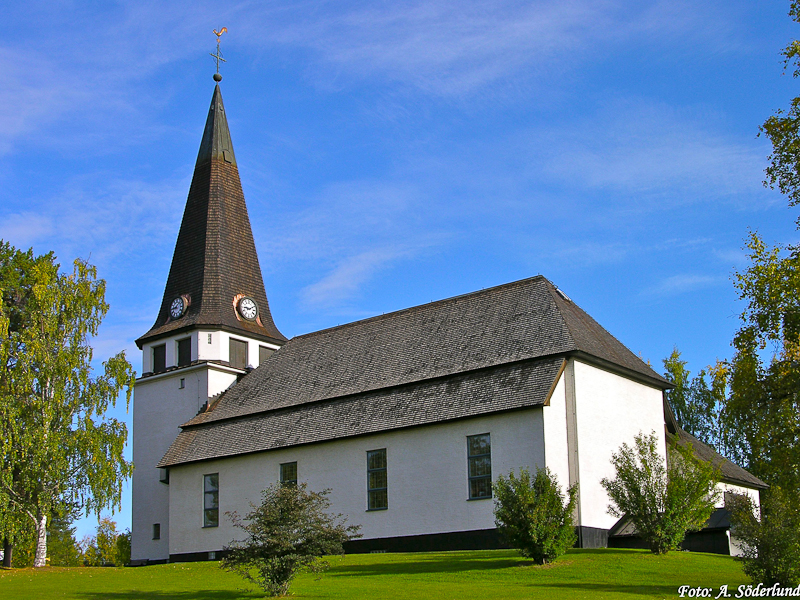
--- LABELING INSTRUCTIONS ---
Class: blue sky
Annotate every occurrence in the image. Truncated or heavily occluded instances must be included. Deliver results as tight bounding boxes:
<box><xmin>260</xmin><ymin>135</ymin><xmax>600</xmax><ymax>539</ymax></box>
<box><xmin>2</xmin><ymin>1</ymin><xmax>797</xmax><ymax>539</ymax></box>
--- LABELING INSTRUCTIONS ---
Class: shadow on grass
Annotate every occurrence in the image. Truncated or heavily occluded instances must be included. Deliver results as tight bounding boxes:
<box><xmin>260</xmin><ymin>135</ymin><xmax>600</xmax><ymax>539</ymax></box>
<box><xmin>532</xmin><ymin>582</ymin><xmax>679</xmax><ymax>597</ymax></box>
<box><xmin>331</xmin><ymin>558</ymin><xmax>524</xmax><ymax>576</ymax></box>
<box><xmin>79</xmin><ymin>591</ymin><xmax>263</xmax><ymax>600</ymax></box>
<box><xmin>568</xmin><ymin>548</ymin><xmax>651</xmax><ymax>556</ymax></box>
<box><xmin>330</xmin><ymin>547</ymin><xmax>653</xmax><ymax>577</ymax></box>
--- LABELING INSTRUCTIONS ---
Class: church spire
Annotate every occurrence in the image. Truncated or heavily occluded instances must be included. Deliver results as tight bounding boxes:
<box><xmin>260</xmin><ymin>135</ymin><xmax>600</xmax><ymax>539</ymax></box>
<box><xmin>136</xmin><ymin>83</ymin><xmax>286</xmax><ymax>348</ymax></box>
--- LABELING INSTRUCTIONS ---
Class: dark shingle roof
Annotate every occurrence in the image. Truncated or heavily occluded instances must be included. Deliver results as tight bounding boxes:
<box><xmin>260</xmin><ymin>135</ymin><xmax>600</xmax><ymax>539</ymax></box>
<box><xmin>136</xmin><ymin>85</ymin><xmax>285</xmax><ymax>348</ymax></box>
<box><xmin>158</xmin><ymin>357</ymin><xmax>565</xmax><ymax>467</ymax></box>
<box><xmin>159</xmin><ymin>275</ymin><xmax>669</xmax><ymax>467</ymax></box>
<box><xmin>610</xmin><ymin>507</ymin><xmax>733</xmax><ymax>538</ymax></box>
<box><xmin>669</xmin><ymin>429</ymin><xmax>768</xmax><ymax>490</ymax></box>
<box><xmin>186</xmin><ymin>276</ymin><xmax>667</xmax><ymax>427</ymax></box>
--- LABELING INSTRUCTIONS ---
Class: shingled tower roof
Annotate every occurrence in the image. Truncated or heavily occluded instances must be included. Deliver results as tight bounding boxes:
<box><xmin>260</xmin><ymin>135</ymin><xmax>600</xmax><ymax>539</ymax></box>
<box><xmin>137</xmin><ymin>85</ymin><xmax>286</xmax><ymax>348</ymax></box>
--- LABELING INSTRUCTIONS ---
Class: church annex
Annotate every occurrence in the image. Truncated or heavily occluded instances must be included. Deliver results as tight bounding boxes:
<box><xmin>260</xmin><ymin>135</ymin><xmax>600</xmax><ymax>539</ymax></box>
<box><xmin>130</xmin><ymin>81</ymin><xmax>766</xmax><ymax>565</ymax></box>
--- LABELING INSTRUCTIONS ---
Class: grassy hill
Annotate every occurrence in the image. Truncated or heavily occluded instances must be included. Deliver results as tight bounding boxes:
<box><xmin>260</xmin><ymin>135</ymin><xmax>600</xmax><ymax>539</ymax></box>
<box><xmin>0</xmin><ymin>548</ymin><xmax>749</xmax><ymax>599</ymax></box>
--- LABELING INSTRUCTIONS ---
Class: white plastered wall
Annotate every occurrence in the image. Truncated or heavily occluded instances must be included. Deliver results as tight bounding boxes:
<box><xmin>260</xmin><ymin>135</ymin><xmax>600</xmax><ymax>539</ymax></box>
<box><xmin>132</xmin><ymin>328</ymin><xmax>276</xmax><ymax>563</ymax></box>
<box><xmin>542</xmin><ymin>371</ymin><xmax>571</xmax><ymax>494</ymax></box>
<box><xmin>167</xmin><ymin>409</ymin><xmax>547</xmax><ymax>556</ymax></box>
<box><xmin>197</xmin><ymin>330</ymin><xmax>281</xmax><ymax>368</ymax></box>
<box><xmin>572</xmin><ymin>359</ymin><xmax>667</xmax><ymax>531</ymax></box>
<box><xmin>715</xmin><ymin>482</ymin><xmax>760</xmax><ymax>508</ymax></box>
<box><xmin>716</xmin><ymin>482</ymin><xmax>762</xmax><ymax>557</ymax></box>
<box><xmin>132</xmin><ymin>368</ymin><xmax>211</xmax><ymax>562</ymax></box>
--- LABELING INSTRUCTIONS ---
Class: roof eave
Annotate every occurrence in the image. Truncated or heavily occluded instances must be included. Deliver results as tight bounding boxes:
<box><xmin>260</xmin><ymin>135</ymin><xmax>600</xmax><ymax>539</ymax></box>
<box><xmin>567</xmin><ymin>350</ymin><xmax>672</xmax><ymax>390</ymax></box>
<box><xmin>156</xmin><ymin>400</ymin><xmax>554</xmax><ymax>469</ymax></box>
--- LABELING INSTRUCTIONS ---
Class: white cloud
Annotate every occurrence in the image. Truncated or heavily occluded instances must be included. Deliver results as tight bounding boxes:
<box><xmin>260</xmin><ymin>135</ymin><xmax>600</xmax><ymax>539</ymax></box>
<box><xmin>258</xmin><ymin>179</ymin><xmax>442</xmax><ymax>262</ymax></box>
<box><xmin>249</xmin><ymin>0</ymin><xmax>739</xmax><ymax>97</ymax></box>
<box><xmin>712</xmin><ymin>247</ymin><xmax>749</xmax><ymax>268</ymax></box>
<box><xmin>0</xmin><ymin>172</ymin><xmax>188</xmax><ymax>273</ymax></box>
<box><xmin>1</xmin><ymin>0</ymin><xmax>748</xmax><ymax>155</ymax></box>
<box><xmin>531</xmin><ymin>99</ymin><xmax>767</xmax><ymax>203</ymax></box>
<box><xmin>546</xmin><ymin>241</ymin><xmax>632</xmax><ymax>267</ymax></box>
<box><xmin>300</xmin><ymin>246</ymin><xmax>415</xmax><ymax>308</ymax></box>
<box><xmin>255</xmin><ymin>178</ymin><xmax>450</xmax><ymax>308</ymax></box>
<box><xmin>641</xmin><ymin>274</ymin><xmax>725</xmax><ymax>297</ymax></box>
<box><xmin>0</xmin><ymin>212</ymin><xmax>54</xmax><ymax>247</ymax></box>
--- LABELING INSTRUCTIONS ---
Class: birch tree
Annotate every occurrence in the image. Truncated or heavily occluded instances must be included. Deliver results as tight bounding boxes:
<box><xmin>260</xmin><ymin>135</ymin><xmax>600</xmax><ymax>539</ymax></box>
<box><xmin>0</xmin><ymin>242</ymin><xmax>134</xmax><ymax>567</ymax></box>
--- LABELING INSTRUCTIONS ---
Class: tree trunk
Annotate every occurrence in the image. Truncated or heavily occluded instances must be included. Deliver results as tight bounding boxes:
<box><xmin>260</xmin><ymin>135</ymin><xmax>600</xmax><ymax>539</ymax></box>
<box><xmin>2</xmin><ymin>538</ymin><xmax>12</xmax><ymax>568</ymax></box>
<box><xmin>33</xmin><ymin>512</ymin><xmax>48</xmax><ymax>567</ymax></box>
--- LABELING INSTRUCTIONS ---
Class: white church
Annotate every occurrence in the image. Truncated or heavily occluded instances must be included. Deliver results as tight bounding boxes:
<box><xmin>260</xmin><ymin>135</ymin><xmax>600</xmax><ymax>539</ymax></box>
<box><xmin>130</xmin><ymin>80</ymin><xmax>766</xmax><ymax>565</ymax></box>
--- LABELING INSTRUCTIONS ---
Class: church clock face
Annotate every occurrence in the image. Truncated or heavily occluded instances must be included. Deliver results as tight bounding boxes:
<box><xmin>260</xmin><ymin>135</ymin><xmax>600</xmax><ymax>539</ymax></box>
<box><xmin>170</xmin><ymin>297</ymin><xmax>186</xmax><ymax>319</ymax></box>
<box><xmin>238</xmin><ymin>297</ymin><xmax>258</xmax><ymax>321</ymax></box>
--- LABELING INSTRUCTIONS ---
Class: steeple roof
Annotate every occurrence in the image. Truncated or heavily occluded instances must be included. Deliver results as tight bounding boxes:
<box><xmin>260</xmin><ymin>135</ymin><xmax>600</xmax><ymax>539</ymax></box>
<box><xmin>137</xmin><ymin>85</ymin><xmax>286</xmax><ymax>348</ymax></box>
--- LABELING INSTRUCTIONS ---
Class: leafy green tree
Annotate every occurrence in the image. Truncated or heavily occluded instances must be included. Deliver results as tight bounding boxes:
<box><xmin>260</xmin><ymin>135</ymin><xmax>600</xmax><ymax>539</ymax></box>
<box><xmin>661</xmin><ymin>3</ymin><xmax>800</xmax><ymax>498</ymax></box>
<box><xmin>663</xmin><ymin>349</ymin><xmax>731</xmax><ymax>456</ymax></box>
<box><xmin>2</xmin><ymin>505</ymin><xmax>79</xmax><ymax>567</ymax></box>
<box><xmin>1</xmin><ymin>506</ymin><xmax>34</xmax><ymax>567</ymax></box>
<box><xmin>719</xmin><ymin>232</ymin><xmax>800</xmax><ymax>494</ymax></box>
<box><xmin>601</xmin><ymin>431</ymin><xmax>720</xmax><ymax>555</ymax></box>
<box><xmin>115</xmin><ymin>528</ymin><xmax>131</xmax><ymax>567</ymax></box>
<box><xmin>492</xmin><ymin>467</ymin><xmax>577</xmax><ymax>565</ymax></box>
<box><xmin>80</xmin><ymin>518</ymin><xmax>128</xmax><ymax>566</ymax></box>
<box><xmin>0</xmin><ymin>499</ymin><xmax>33</xmax><ymax>567</ymax></box>
<box><xmin>728</xmin><ymin>487</ymin><xmax>800</xmax><ymax>587</ymax></box>
<box><xmin>222</xmin><ymin>483</ymin><xmax>361</xmax><ymax>597</ymax></box>
<box><xmin>46</xmin><ymin>512</ymin><xmax>82</xmax><ymax>567</ymax></box>
<box><xmin>47</xmin><ymin>517</ymin><xmax>82</xmax><ymax>567</ymax></box>
<box><xmin>0</xmin><ymin>242</ymin><xmax>135</xmax><ymax>567</ymax></box>
<box><xmin>761</xmin><ymin>2</ymin><xmax>800</xmax><ymax>215</ymax></box>
<box><xmin>94</xmin><ymin>518</ymin><xmax>119</xmax><ymax>566</ymax></box>
<box><xmin>663</xmin><ymin>349</ymin><xmax>692</xmax><ymax>427</ymax></box>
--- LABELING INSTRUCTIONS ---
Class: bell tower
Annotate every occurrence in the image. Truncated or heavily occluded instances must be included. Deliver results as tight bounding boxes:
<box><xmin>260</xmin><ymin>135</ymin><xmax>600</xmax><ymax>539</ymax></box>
<box><xmin>130</xmin><ymin>73</ymin><xmax>286</xmax><ymax>564</ymax></box>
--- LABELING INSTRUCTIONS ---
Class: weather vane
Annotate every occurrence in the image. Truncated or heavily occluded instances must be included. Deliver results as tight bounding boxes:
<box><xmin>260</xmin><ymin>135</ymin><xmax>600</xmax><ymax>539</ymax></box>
<box><xmin>211</xmin><ymin>27</ymin><xmax>228</xmax><ymax>82</ymax></box>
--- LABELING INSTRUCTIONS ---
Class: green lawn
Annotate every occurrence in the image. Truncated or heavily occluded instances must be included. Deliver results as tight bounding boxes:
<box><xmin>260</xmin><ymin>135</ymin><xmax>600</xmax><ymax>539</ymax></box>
<box><xmin>0</xmin><ymin>548</ymin><xmax>750</xmax><ymax>599</ymax></box>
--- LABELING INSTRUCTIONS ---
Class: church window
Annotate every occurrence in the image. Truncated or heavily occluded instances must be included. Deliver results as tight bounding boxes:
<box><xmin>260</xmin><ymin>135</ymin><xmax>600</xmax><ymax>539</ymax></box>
<box><xmin>177</xmin><ymin>337</ymin><xmax>191</xmax><ymax>367</ymax></box>
<box><xmin>280</xmin><ymin>462</ymin><xmax>297</xmax><ymax>486</ymax></box>
<box><xmin>229</xmin><ymin>338</ymin><xmax>248</xmax><ymax>370</ymax></box>
<box><xmin>152</xmin><ymin>344</ymin><xmax>166</xmax><ymax>373</ymax></box>
<box><xmin>367</xmin><ymin>449</ymin><xmax>388</xmax><ymax>510</ymax></box>
<box><xmin>152</xmin><ymin>523</ymin><xmax>160</xmax><ymax>540</ymax></box>
<box><xmin>467</xmin><ymin>434</ymin><xmax>492</xmax><ymax>499</ymax></box>
<box><xmin>203</xmin><ymin>473</ymin><xmax>219</xmax><ymax>527</ymax></box>
<box><xmin>259</xmin><ymin>345</ymin><xmax>274</xmax><ymax>365</ymax></box>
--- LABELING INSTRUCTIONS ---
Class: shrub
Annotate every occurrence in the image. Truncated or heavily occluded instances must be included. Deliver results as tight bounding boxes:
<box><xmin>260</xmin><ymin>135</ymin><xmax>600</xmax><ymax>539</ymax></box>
<box><xmin>601</xmin><ymin>431</ymin><xmax>720</xmax><ymax>554</ymax></box>
<box><xmin>221</xmin><ymin>483</ymin><xmax>361</xmax><ymax>597</ymax></box>
<box><xmin>493</xmin><ymin>467</ymin><xmax>578</xmax><ymax>564</ymax></box>
<box><xmin>728</xmin><ymin>487</ymin><xmax>800</xmax><ymax>587</ymax></box>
